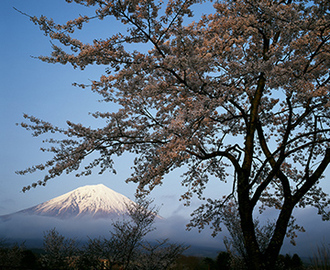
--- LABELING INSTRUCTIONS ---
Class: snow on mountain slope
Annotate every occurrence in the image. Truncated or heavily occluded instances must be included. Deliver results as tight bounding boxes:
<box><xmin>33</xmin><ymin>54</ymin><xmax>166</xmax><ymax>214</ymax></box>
<box><xmin>16</xmin><ymin>184</ymin><xmax>135</xmax><ymax>219</ymax></box>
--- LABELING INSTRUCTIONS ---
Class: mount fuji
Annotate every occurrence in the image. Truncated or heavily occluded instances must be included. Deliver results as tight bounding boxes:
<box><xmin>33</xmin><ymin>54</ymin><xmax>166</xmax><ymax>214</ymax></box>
<box><xmin>0</xmin><ymin>184</ymin><xmax>223</xmax><ymax>258</ymax></box>
<box><xmin>1</xmin><ymin>184</ymin><xmax>135</xmax><ymax>220</ymax></box>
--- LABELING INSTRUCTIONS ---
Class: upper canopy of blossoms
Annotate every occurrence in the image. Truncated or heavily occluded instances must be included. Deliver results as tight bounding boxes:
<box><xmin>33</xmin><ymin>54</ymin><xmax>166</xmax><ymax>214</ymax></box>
<box><xmin>18</xmin><ymin>0</ymin><xmax>330</xmax><ymax>227</ymax></box>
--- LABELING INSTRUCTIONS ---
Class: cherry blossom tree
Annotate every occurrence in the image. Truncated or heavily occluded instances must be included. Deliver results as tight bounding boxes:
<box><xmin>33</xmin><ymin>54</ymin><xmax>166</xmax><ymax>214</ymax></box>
<box><xmin>17</xmin><ymin>0</ymin><xmax>330</xmax><ymax>269</ymax></box>
<box><xmin>41</xmin><ymin>228</ymin><xmax>77</xmax><ymax>270</ymax></box>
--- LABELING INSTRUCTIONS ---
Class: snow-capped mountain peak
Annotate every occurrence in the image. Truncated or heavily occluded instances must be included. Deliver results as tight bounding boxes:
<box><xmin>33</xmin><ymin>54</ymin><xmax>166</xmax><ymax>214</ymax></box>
<box><xmin>18</xmin><ymin>184</ymin><xmax>135</xmax><ymax>219</ymax></box>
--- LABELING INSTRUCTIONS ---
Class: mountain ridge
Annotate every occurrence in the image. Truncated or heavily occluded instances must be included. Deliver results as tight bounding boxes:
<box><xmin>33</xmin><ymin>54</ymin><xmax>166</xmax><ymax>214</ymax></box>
<box><xmin>1</xmin><ymin>184</ymin><xmax>135</xmax><ymax>220</ymax></box>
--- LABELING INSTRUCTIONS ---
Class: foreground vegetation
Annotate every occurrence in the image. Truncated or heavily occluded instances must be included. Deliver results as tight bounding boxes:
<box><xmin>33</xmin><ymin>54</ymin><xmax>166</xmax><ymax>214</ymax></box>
<box><xmin>1</xmin><ymin>238</ymin><xmax>329</xmax><ymax>270</ymax></box>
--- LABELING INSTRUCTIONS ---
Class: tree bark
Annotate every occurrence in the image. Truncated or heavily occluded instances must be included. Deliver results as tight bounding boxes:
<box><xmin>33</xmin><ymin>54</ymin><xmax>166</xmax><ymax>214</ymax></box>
<box><xmin>238</xmin><ymin>173</ymin><xmax>262</xmax><ymax>270</ymax></box>
<box><xmin>263</xmin><ymin>201</ymin><xmax>294</xmax><ymax>270</ymax></box>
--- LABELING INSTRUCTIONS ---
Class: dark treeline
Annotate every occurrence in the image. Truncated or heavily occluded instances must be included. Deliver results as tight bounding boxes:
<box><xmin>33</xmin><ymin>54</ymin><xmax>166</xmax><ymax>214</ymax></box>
<box><xmin>0</xmin><ymin>239</ymin><xmax>327</xmax><ymax>270</ymax></box>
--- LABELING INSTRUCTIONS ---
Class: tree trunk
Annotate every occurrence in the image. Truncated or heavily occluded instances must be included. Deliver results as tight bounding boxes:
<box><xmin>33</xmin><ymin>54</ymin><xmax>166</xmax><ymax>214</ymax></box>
<box><xmin>262</xmin><ymin>201</ymin><xmax>294</xmax><ymax>270</ymax></box>
<box><xmin>240</xmin><ymin>216</ymin><xmax>263</xmax><ymax>270</ymax></box>
<box><xmin>238</xmin><ymin>174</ymin><xmax>263</xmax><ymax>270</ymax></box>
<box><xmin>238</xmin><ymin>178</ymin><xmax>294</xmax><ymax>270</ymax></box>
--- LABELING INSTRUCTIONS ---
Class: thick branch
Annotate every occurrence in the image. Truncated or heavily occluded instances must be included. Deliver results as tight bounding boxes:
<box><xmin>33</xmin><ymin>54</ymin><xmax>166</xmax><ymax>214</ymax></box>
<box><xmin>293</xmin><ymin>148</ymin><xmax>330</xmax><ymax>204</ymax></box>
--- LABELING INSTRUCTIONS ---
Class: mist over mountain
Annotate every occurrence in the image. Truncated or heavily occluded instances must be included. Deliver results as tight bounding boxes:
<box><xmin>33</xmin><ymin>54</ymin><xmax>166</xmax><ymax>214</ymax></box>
<box><xmin>1</xmin><ymin>184</ymin><xmax>134</xmax><ymax>220</ymax></box>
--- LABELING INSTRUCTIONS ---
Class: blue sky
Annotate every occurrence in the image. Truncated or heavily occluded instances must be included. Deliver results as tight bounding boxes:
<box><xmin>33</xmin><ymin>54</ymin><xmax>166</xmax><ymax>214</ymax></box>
<box><xmin>0</xmin><ymin>0</ymin><xmax>221</xmax><ymax>219</ymax></box>
<box><xmin>1</xmin><ymin>0</ymin><xmax>329</xmax><ymax>256</ymax></box>
<box><xmin>0</xmin><ymin>0</ymin><xmax>137</xmax><ymax>213</ymax></box>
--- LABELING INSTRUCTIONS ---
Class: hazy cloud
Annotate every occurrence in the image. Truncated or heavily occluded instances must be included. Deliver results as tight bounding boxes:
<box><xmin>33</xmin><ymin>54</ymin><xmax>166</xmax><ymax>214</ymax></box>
<box><xmin>0</xmin><ymin>207</ymin><xmax>328</xmax><ymax>258</ymax></box>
